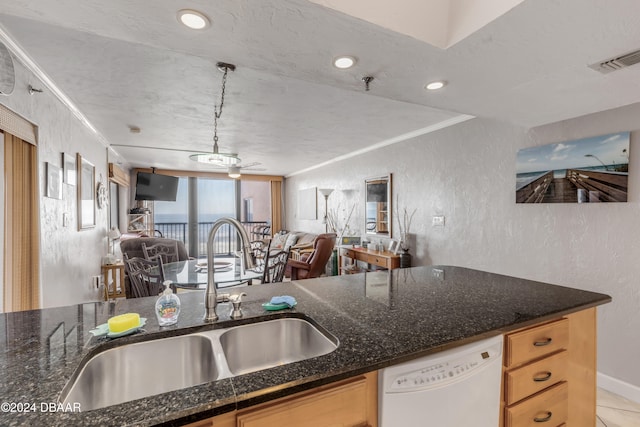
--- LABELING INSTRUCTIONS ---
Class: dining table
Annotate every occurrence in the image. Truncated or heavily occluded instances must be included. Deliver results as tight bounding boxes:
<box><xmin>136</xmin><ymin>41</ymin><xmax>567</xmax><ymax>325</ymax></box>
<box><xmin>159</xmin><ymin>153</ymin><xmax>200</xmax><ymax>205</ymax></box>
<box><xmin>160</xmin><ymin>257</ymin><xmax>263</xmax><ymax>290</ymax></box>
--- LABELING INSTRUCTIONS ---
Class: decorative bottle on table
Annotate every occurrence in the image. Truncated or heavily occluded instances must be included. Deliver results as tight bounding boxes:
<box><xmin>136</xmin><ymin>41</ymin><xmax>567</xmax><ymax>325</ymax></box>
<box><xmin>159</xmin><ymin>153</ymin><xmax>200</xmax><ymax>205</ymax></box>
<box><xmin>399</xmin><ymin>233</ymin><xmax>412</xmax><ymax>268</ymax></box>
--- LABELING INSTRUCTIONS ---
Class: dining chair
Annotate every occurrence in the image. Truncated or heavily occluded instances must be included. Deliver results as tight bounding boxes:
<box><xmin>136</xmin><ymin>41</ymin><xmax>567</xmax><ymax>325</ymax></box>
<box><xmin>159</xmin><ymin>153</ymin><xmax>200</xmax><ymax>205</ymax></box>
<box><xmin>142</xmin><ymin>240</ymin><xmax>180</xmax><ymax>264</ymax></box>
<box><xmin>250</xmin><ymin>239</ymin><xmax>271</xmax><ymax>273</ymax></box>
<box><xmin>123</xmin><ymin>255</ymin><xmax>165</xmax><ymax>298</ymax></box>
<box><xmin>261</xmin><ymin>249</ymin><xmax>290</xmax><ymax>284</ymax></box>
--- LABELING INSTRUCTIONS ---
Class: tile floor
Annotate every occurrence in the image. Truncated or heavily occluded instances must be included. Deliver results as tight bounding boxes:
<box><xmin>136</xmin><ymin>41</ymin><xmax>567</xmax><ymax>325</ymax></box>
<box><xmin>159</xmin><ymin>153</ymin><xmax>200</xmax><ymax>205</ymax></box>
<box><xmin>597</xmin><ymin>388</ymin><xmax>640</xmax><ymax>426</ymax></box>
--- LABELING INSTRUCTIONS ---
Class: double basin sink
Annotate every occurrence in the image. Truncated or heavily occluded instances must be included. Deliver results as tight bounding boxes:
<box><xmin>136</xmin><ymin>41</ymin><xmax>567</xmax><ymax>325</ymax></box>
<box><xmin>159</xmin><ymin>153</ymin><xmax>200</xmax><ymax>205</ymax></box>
<box><xmin>60</xmin><ymin>317</ymin><xmax>338</xmax><ymax>411</ymax></box>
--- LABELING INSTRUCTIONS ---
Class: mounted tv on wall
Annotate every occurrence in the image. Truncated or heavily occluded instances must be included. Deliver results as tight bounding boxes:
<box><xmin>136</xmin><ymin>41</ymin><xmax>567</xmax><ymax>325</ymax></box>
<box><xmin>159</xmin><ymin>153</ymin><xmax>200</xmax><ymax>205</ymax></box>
<box><xmin>134</xmin><ymin>172</ymin><xmax>179</xmax><ymax>201</ymax></box>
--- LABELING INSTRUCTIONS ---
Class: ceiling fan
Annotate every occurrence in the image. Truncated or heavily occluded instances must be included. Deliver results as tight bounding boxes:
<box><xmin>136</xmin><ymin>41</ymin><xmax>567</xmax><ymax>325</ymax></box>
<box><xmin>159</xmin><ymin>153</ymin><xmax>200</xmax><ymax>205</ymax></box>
<box><xmin>188</xmin><ymin>62</ymin><xmax>259</xmax><ymax>179</ymax></box>
<box><xmin>110</xmin><ymin>143</ymin><xmax>265</xmax><ymax>178</ymax></box>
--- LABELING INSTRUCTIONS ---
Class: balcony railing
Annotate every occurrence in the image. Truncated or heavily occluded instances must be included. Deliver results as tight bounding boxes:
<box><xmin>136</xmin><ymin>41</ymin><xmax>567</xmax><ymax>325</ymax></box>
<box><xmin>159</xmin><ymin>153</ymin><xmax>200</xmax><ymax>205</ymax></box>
<box><xmin>155</xmin><ymin>220</ymin><xmax>270</xmax><ymax>256</ymax></box>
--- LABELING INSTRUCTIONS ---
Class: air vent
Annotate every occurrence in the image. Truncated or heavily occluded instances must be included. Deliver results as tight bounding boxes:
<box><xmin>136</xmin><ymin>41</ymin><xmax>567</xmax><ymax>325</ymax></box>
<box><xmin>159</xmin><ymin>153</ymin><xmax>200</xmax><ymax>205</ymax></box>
<box><xmin>589</xmin><ymin>49</ymin><xmax>640</xmax><ymax>74</ymax></box>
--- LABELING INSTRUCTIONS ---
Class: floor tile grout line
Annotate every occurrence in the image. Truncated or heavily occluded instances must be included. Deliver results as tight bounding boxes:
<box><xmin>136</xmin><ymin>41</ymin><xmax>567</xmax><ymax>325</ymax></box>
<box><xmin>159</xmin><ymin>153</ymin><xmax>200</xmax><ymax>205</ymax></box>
<box><xmin>597</xmin><ymin>404</ymin><xmax>640</xmax><ymax>414</ymax></box>
<box><xmin>596</xmin><ymin>414</ymin><xmax>608</xmax><ymax>427</ymax></box>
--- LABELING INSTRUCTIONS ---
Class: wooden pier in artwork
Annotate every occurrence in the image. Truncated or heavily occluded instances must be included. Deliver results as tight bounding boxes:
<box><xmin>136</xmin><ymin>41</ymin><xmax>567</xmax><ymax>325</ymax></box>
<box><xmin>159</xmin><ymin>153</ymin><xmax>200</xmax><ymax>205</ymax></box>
<box><xmin>516</xmin><ymin>169</ymin><xmax>628</xmax><ymax>203</ymax></box>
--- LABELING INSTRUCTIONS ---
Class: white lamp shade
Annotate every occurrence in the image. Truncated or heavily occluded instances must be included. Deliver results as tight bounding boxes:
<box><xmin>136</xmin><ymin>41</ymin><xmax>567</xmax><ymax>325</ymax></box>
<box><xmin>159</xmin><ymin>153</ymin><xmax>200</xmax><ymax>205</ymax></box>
<box><xmin>318</xmin><ymin>188</ymin><xmax>334</xmax><ymax>198</ymax></box>
<box><xmin>107</xmin><ymin>227</ymin><xmax>121</xmax><ymax>240</ymax></box>
<box><xmin>228</xmin><ymin>166</ymin><xmax>241</xmax><ymax>179</ymax></box>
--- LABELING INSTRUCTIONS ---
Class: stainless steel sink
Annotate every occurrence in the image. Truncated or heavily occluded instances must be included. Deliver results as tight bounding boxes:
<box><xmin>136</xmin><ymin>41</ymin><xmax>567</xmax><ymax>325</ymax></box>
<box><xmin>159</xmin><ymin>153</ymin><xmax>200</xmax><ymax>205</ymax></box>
<box><xmin>218</xmin><ymin>318</ymin><xmax>338</xmax><ymax>375</ymax></box>
<box><xmin>60</xmin><ymin>334</ymin><xmax>218</xmax><ymax>411</ymax></box>
<box><xmin>60</xmin><ymin>317</ymin><xmax>338</xmax><ymax>411</ymax></box>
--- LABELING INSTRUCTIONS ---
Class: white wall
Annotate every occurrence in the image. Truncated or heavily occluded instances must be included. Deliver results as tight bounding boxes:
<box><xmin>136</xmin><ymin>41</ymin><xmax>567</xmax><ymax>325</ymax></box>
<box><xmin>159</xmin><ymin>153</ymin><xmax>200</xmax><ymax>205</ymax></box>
<box><xmin>1</xmin><ymin>55</ymin><xmax>111</xmax><ymax>308</ymax></box>
<box><xmin>285</xmin><ymin>103</ymin><xmax>640</xmax><ymax>392</ymax></box>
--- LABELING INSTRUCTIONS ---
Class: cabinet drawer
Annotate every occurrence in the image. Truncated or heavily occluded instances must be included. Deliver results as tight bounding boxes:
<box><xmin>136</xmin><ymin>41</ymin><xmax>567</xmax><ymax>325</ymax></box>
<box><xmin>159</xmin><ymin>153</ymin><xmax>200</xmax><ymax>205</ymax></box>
<box><xmin>506</xmin><ymin>318</ymin><xmax>569</xmax><ymax>367</ymax></box>
<box><xmin>368</xmin><ymin>255</ymin><xmax>389</xmax><ymax>268</ymax></box>
<box><xmin>342</xmin><ymin>249</ymin><xmax>356</xmax><ymax>259</ymax></box>
<box><xmin>505</xmin><ymin>381</ymin><xmax>568</xmax><ymax>427</ymax></box>
<box><xmin>237</xmin><ymin>375</ymin><xmax>369</xmax><ymax>427</ymax></box>
<box><xmin>505</xmin><ymin>351</ymin><xmax>568</xmax><ymax>405</ymax></box>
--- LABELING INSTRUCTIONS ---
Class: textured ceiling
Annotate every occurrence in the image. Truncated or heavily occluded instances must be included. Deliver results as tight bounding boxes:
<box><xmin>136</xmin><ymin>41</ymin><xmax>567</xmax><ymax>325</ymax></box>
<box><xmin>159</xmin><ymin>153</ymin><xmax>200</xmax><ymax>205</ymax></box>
<box><xmin>0</xmin><ymin>0</ymin><xmax>639</xmax><ymax>176</ymax></box>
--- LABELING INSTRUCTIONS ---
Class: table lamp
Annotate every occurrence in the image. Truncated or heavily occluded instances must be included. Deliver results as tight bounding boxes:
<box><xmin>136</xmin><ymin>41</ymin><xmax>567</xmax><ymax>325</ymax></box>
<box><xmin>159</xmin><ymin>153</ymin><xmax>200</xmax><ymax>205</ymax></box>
<box><xmin>103</xmin><ymin>227</ymin><xmax>122</xmax><ymax>265</ymax></box>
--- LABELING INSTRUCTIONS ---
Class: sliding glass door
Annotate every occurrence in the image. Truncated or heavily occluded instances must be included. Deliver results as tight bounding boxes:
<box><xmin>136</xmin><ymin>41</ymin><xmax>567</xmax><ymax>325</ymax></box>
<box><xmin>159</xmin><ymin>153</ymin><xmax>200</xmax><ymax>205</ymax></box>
<box><xmin>154</xmin><ymin>177</ymin><xmax>271</xmax><ymax>258</ymax></box>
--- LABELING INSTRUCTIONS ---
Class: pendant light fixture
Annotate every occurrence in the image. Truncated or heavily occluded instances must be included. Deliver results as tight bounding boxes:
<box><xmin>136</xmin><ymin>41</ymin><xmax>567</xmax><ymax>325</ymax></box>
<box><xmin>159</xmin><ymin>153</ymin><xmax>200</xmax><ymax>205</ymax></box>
<box><xmin>190</xmin><ymin>62</ymin><xmax>242</xmax><ymax>166</ymax></box>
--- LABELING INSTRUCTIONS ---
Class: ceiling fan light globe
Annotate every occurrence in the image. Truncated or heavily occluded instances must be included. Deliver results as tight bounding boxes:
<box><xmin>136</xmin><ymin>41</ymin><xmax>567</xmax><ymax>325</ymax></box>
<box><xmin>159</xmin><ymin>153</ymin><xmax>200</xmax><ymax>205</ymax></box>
<box><xmin>228</xmin><ymin>166</ymin><xmax>241</xmax><ymax>179</ymax></box>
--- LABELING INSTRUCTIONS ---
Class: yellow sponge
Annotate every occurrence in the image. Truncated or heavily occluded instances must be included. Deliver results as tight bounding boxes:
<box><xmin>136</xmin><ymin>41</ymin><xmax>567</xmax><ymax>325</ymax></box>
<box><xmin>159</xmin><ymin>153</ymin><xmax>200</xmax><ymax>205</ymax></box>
<box><xmin>107</xmin><ymin>313</ymin><xmax>140</xmax><ymax>333</ymax></box>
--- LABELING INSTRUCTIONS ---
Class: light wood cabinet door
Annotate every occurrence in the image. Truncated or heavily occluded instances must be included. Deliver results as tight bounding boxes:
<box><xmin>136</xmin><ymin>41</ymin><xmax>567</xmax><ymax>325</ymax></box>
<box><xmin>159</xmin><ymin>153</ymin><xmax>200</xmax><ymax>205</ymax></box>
<box><xmin>237</xmin><ymin>375</ymin><xmax>372</xmax><ymax>427</ymax></box>
<box><xmin>505</xmin><ymin>350</ymin><xmax>568</xmax><ymax>405</ymax></box>
<box><xmin>186</xmin><ymin>372</ymin><xmax>377</xmax><ymax>427</ymax></box>
<box><xmin>505</xmin><ymin>381</ymin><xmax>568</xmax><ymax>427</ymax></box>
<box><xmin>505</xmin><ymin>318</ymin><xmax>569</xmax><ymax>367</ymax></box>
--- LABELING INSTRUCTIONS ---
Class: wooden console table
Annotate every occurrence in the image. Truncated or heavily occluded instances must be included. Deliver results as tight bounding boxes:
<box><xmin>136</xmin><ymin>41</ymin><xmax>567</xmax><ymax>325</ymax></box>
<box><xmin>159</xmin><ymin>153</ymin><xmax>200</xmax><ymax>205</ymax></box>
<box><xmin>338</xmin><ymin>246</ymin><xmax>400</xmax><ymax>274</ymax></box>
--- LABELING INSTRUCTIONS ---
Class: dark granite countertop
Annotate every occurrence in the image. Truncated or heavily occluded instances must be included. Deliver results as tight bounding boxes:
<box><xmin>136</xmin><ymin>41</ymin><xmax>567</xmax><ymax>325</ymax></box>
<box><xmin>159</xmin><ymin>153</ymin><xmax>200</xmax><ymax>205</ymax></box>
<box><xmin>0</xmin><ymin>265</ymin><xmax>611</xmax><ymax>426</ymax></box>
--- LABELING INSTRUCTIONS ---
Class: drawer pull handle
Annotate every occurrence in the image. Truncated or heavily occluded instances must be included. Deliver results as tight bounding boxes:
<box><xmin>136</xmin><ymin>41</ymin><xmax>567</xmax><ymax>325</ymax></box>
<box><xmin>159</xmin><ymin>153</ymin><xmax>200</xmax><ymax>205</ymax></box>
<box><xmin>533</xmin><ymin>371</ymin><xmax>552</xmax><ymax>382</ymax></box>
<box><xmin>533</xmin><ymin>338</ymin><xmax>553</xmax><ymax>347</ymax></box>
<box><xmin>533</xmin><ymin>411</ymin><xmax>552</xmax><ymax>423</ymax></box>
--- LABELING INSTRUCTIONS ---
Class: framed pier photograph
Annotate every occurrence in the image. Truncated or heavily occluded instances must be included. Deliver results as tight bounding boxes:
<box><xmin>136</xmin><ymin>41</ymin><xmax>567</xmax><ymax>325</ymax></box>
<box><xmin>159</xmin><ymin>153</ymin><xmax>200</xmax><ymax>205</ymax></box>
<box><xmin>516</xmin><ymin>132</ymin><xmax>630</xmax><ymax>204</ymax></box>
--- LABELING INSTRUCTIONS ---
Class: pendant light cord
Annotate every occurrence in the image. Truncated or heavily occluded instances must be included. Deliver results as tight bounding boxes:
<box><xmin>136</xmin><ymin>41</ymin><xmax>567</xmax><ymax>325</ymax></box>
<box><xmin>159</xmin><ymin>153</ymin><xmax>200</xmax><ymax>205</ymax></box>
<box><xmin>213</xmin><ymin>66</ymin><xmax>230</xmax><ymax>147</ymax></box>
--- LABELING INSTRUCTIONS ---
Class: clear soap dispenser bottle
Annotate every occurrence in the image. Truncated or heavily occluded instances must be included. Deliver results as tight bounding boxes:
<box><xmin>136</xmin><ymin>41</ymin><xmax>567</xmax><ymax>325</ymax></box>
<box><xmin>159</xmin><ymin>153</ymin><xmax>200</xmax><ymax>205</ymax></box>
<box><xmin>155</xmin><ymin>280</ymin><xmax>180</xmax><ymax>326</ymax></box>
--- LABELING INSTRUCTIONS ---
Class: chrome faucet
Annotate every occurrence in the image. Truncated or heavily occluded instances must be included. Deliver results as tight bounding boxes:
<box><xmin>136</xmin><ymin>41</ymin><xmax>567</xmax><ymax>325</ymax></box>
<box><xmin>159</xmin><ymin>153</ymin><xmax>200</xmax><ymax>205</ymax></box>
<box><xmin>204</xmin><ymin>217</ymin><xmax>256</xmax><ymax>322</ymax></box>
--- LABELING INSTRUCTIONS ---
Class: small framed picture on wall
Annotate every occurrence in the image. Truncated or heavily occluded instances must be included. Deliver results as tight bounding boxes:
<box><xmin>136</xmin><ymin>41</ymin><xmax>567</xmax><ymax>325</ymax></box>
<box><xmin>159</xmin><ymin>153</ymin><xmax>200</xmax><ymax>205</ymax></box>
<box><xmin>63</xmin><ymin>152</ymin><xmax>76</xmax><ymax>185</ymax></box>
<box><xmin>46</xmin><ymin>163</ymin><xmax>62</xmax><ymax>199</ymax></box>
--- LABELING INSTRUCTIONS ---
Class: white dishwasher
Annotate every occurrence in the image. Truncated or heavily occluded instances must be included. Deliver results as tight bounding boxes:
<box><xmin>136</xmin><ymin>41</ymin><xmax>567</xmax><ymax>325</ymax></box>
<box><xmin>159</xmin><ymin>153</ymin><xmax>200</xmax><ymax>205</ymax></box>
<box><xmin>379</xmin><ymin>335</ymin><xmax>504</xmax><ymax>427</ymax></box>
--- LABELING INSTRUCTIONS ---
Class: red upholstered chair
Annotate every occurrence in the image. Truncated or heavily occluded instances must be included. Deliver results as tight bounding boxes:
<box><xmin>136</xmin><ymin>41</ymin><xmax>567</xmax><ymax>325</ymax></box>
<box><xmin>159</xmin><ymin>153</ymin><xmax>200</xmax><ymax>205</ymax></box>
<box><xmin>287</xmin><ymin>233</ymin><xmax>336</xmax><ymax>280</ymax></box>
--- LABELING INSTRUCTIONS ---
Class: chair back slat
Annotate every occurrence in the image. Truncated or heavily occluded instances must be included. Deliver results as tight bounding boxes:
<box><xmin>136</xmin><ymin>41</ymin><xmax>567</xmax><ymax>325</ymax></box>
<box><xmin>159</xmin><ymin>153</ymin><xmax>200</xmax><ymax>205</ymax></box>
<box><xmin>124</xmin><ymin>255</ymin><xmax>165</xmax><ymax>298</ymax></box>
<box><xmin>262</xmin><ymin>249</ymin><xmax>289</xmax><ymax>284</ymax></box>
<box><xmin>142</xmin><ymin>241</ymin><xmax>180</xmax><ymax>264</ymax></box>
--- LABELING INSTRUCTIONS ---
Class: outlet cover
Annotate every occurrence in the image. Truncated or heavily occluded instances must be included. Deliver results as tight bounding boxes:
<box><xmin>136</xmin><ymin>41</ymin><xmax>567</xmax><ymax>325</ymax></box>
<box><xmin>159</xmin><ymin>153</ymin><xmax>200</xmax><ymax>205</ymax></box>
<box><xmin>432</xmin><ymin>215</ymin><xmax>445</xmax><ymax>226</ymax></box>
<box><xmin>91</xmin><ymin>275</ymin><xmax>101</xmax><ymax>289</ymax></box>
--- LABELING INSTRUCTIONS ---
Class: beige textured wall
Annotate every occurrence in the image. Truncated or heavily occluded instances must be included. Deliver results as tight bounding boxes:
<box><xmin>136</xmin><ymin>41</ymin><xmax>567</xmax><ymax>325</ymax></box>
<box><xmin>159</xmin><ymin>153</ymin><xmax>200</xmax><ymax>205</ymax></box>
<box><xmin>285</xmin><ymin>104</ymin><xmax>640</xmax><ymax>390</ymax></box>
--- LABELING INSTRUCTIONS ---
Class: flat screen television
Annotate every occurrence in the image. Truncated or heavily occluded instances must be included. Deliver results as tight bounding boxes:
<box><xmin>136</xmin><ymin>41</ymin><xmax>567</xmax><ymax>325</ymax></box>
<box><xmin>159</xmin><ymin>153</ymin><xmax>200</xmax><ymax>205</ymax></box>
<box><xmin>134</xmin><ymin>172</ymin><xmax>179</xmax><ymax>201</ymax></box>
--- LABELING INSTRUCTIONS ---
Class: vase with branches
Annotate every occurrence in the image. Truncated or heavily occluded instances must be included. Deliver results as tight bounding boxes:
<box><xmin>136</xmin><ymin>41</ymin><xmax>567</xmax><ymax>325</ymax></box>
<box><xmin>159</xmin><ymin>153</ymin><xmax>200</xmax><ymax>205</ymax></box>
<box><xmin>326</xmin><ymin>202</ymin><xmax>356</xmax><ymax>245</ymax></box>
<box><xmin>395</xmin><ymin>195</ymin><xmax>416</xmax><ymax>252</ymax></box>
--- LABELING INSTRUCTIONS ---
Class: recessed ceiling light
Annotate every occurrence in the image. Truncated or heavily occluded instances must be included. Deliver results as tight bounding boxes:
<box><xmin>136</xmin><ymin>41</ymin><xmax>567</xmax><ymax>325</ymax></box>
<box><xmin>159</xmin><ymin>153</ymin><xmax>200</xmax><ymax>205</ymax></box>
<box><xmin>177</xmin><ymin>9</ymin><xmax>210</xmax><ymax>30</ymax></box>
<box><xmin>425</xmin><ymin>81</ymin><xmax>447</xmax><ymax>90</ymax></box>
<box><xmin>333</xmin><ymin>56</ymin><xmax>357</xmax><ymax>69</ymax></box>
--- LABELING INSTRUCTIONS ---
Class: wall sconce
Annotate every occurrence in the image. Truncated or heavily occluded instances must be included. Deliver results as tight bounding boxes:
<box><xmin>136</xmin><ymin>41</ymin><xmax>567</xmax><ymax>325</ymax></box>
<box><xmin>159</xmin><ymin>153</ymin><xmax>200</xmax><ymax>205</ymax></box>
<box><xmin>318</xmin><ymin>188</ymin><xmax>334</xmax><ymax>232</ymax></box>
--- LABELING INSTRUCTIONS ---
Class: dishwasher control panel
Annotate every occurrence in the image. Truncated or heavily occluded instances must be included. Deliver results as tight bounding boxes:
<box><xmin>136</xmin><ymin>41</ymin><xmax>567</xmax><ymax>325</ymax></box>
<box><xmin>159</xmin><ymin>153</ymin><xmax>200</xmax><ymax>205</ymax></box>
<box><xmin>387</xmin><ymin>342</ymin><xmax>501</xmax><ymax>392</ymax></box>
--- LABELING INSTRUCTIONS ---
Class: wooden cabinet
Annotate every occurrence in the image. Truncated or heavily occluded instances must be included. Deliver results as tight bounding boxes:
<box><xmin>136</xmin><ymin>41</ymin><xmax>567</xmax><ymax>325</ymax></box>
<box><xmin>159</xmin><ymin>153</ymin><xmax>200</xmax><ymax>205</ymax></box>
<box><xmin>188</xmin><ymin>371</ymin><xmax>377</xmax><ymax>427</ymax></box>
<box><xmin>502</xmin><ymin>308</ymin><xmax>596</xmax><ymax>427</ymax></box>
